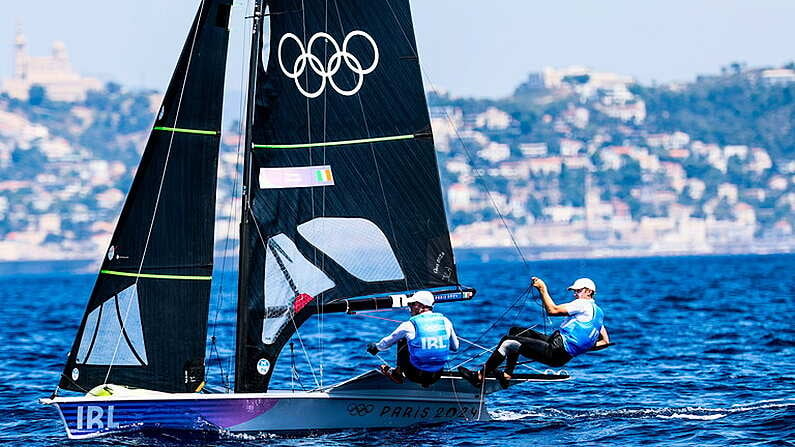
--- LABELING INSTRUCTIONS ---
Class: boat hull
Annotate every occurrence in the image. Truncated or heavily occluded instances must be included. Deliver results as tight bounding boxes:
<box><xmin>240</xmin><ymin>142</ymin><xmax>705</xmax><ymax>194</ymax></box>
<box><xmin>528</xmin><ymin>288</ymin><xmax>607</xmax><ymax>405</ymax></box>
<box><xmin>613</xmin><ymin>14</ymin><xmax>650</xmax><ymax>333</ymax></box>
<box><xmin>43</xmin><ymin>370</ymin><xmax>569</xmax><ymax>439</ymax></box>
<box><xmin>46</xmin><ymin>392</ymin><xmax>486</xmax><ymax>439</ymax></box>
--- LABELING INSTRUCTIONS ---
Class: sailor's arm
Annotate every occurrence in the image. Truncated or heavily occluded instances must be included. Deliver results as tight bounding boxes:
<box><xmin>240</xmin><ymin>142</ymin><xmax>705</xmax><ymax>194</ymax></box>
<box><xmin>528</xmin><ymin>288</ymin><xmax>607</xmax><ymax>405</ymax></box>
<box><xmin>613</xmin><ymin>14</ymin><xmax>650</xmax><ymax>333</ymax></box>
<box><xmin>532</xmin><ymin>277</ymin><xmax>569</xmax><ymax>316</ymax></box>
<box><xmin>374</xmin><ymin>321</ymin><xmax>414</xmax><ymax>351</ymax></box>
<box><xmin>595</xmin><ymin>326</ymin><xmax>610</xmax><ymax>346</ymax></box>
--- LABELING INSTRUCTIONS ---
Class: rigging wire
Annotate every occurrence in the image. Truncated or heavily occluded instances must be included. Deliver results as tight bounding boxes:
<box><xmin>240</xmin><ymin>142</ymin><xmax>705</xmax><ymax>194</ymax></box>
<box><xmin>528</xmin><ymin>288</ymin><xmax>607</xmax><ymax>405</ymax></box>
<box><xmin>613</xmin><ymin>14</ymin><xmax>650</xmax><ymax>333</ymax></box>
<box><xmin>208</xmin><ymin>0</ymin><xmax>254</xmax><ymax>393</ymax></box>
<box><xmin>331</xmin><ymin>1</ymin><xmax>409</xmax><ymax>295</ymax></box>
<box><xmin>382</xmin><ymin>0</ymin><xmax>550</xmax><ymax>341</ymax></box>
<box><xmin>102</xmin><ymin>0</ymin><xmax>209</xmax><ymax>386</ymax></box>
<box><xmin>382</xmin><ymin>0</ymin><xmax>568</xmax><ymax>351</ymax></box>
<box><xmin>315</xmin><ymin>0</ymin><xmax>331</xmax><ymax>390</ymax></box>
<box><xmin>382</xmin><ymin>0</ymin><xmax>530</xmax><ymax>271</ymax></box>
<box><xmin>448</xmin><ymin>285</ymin><xmax>533</xmax><ymax>366</ymax></box>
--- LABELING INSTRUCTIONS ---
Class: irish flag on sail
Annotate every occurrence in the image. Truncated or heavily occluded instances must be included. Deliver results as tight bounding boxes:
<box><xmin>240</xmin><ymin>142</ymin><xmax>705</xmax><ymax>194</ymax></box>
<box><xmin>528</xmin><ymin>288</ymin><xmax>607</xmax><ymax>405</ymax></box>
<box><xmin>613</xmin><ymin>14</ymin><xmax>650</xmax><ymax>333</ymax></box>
<box><xmin>315</xmin><ymin>167</ymin><xmax>333</xmax><ymax>183</ymax></box>
<box><xmin>259</xmin><ymin>165</ymin><xmax>335</xmax><ymax>189</ymax></box>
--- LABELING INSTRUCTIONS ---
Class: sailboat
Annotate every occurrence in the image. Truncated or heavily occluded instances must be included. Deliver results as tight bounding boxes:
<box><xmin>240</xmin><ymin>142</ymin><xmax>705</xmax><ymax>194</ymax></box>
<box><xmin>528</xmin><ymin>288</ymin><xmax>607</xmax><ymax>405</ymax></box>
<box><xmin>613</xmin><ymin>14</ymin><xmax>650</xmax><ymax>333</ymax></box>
<box><xmin>41</xmin><ymin>0</ymin><xmax>569</xmax><ymax>439</ymax></box>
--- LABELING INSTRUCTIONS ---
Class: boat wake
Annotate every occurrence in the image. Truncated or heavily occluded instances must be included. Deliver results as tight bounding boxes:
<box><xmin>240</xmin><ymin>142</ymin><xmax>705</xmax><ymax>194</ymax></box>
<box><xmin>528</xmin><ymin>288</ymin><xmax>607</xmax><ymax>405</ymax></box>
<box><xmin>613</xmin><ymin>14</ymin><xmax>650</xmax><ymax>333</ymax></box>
<box><xmin>489</xmin><ymin>398</ymin><xmax>795</xmax><ymax>422</ymax></box>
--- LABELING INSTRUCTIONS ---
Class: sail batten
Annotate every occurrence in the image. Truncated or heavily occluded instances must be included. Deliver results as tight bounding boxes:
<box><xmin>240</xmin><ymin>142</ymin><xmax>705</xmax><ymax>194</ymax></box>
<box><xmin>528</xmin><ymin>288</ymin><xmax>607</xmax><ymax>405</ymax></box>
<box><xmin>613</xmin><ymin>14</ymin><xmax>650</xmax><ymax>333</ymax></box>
<box><xmin>253</xmin><ymin>133</ymin><xmax>418</xmax><ymax>149</ymax></box>
<box><xmin>153</xmin><ymin>126</ymin><xmax>221</xmax><ymax>136</ymax></box>
<box><xmin>100</xmin><ymin>270</ymin><xmax>213</xmax><ymax>281</ymax></box>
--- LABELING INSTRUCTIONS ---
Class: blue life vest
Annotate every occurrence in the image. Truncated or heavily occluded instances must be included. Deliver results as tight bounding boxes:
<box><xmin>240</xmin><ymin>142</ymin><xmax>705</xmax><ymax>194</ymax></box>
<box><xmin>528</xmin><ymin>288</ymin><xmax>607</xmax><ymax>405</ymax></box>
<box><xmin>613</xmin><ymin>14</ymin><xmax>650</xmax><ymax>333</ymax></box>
<box><xmin>560</xmin><ymin>301</ymin><xmax>604</xmax><ymax>356</ymax></box>
<box><xmin>408</xmin><ymin>312</ymin><xmax>451</xmax><ymax>372</ymax></box>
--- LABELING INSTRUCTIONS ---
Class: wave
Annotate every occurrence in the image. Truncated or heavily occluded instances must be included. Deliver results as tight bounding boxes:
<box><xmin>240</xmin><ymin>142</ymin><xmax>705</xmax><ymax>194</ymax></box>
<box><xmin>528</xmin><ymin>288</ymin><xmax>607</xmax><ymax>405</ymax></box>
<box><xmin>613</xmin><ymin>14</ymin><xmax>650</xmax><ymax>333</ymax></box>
<box><xmin>765</xmin><ymin>337</ymin><xmax>795</xmax><ymax>348</ymax></box>
<box><xmin>703</xmin><ymin>347</ymin><xmax>745</xmax><ymax>355</ymax></box>
<box><xmin>658</xmin><ymin>413</ymin><xmax>726</xmax><ymax>420</ymax></box>
<box><xmin>489</xmin><ymin>398</ymin><xmax>795</xmax><ymax>422</ymax></box>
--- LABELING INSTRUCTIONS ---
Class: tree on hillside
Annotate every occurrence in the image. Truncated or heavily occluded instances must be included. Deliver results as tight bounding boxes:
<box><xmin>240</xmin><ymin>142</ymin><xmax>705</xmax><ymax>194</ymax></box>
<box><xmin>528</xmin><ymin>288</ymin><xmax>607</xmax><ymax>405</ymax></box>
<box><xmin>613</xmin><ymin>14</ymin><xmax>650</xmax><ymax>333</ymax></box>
<box><xmin>28</xmin><ymin>85</ymin><xmax>47</xmax><ymax>106</ymax></box>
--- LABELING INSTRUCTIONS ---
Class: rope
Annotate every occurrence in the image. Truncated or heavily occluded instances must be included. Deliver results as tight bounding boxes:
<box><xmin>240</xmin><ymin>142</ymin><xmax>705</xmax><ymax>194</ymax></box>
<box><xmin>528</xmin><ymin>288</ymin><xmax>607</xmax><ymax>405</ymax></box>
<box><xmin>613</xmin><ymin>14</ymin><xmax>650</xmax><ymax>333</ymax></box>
<box><xmin>383</xmin><ymin>0</ymin><xmax>530</xmax><ymax>270</ymax></box>
<box><xmin>354</xmin><ymin>313</ymin><xmax>401</xmax><ymax>323</ymax></box>
<box><xmin>450</xmin><ymin>285</ymin><xmax>533</xmax><ymax>365</ymax></box>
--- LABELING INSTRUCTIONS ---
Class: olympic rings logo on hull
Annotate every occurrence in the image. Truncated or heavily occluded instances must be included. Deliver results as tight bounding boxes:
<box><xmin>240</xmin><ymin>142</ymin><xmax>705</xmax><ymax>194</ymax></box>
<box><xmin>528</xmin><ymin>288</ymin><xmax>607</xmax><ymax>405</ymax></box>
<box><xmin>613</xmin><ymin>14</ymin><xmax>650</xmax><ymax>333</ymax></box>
<box><xmin>278</xmin><ymin>30</ymin><xmax>379</xmax><ymax>99</ymax></box>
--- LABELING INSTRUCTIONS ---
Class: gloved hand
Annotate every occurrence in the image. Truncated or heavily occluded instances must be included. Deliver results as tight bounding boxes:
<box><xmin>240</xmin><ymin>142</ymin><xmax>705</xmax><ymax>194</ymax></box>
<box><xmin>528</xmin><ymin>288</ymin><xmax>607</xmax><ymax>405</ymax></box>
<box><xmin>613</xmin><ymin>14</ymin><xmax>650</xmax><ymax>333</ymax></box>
<box><xmin>367</xmin><ymin>343</ymin><xmax>379</xmax><ymax>355</ymax></box>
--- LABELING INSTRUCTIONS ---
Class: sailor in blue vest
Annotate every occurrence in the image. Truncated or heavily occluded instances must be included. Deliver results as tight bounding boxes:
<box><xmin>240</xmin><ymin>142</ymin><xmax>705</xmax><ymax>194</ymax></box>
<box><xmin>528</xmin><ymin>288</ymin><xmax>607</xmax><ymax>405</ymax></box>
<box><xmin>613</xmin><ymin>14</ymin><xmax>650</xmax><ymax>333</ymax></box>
<box><xmin>367</xmin><ymin>290</ymin><xmax>459</xmax><ymax>386</ymax></box>
<box><xmin>460</xmin><ymin>277</ymin><xmax>609</xmax><ymax>388</ymax></box>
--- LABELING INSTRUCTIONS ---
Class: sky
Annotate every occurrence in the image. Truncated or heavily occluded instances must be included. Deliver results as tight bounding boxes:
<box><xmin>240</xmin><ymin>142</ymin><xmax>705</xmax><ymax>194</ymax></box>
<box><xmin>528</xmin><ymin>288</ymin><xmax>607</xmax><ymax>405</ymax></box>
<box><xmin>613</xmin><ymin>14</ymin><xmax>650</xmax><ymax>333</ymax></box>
<box><xmin>2</xmin><ymin>0</ymin><xmax>794</xmax><ymax>98</ymax></box>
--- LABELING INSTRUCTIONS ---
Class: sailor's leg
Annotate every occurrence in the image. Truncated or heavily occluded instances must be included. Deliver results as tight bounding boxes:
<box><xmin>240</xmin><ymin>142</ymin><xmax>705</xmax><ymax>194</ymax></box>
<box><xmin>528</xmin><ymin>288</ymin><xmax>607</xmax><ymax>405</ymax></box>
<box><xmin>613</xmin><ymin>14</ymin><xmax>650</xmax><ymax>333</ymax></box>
<box><xmin>483</xmin><ymin>350</ymin><xmax>505</xmax><ymax>374</ymax></box>
<box><xmin>485</xmin><ymin>337</ymin><xmax>521</xmax><ymax>373</ymax></box>
<box><xmin>515</xmin><ymin>337</ymin><xmax>561</xmax><ymax>366</ymax></box>
<box><xmin>509</xmin><ymin>328</ymin><xmax>550</xmax><ymax>342</ymax></box>
<box><xmin>544</xmin><ymin>332</ymin><xmax>573</xmax><ymax>367</ymax></box>
<box><xmin>508</xmin><ymin>326</ymin><xmax>530</xmax><ymax>336</ymax></box>
<box><xmin>396</xmin><ymin>339</ymin><xmax>410</xmax><ymax>371</ymax></box>
<box><xmin>499</xmin><ymin>339</ymin><xmax>522</xmax><ymax>375</ymax></box>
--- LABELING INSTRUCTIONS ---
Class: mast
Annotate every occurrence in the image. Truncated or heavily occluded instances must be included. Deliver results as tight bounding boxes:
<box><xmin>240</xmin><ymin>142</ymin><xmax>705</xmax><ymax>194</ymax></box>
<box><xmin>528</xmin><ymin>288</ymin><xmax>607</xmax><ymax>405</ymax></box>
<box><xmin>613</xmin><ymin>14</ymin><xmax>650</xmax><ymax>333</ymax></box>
<box><xmin>235</xmin><ymin>0</ymin><xmax>264</xmax><ymax>393</ymax></box>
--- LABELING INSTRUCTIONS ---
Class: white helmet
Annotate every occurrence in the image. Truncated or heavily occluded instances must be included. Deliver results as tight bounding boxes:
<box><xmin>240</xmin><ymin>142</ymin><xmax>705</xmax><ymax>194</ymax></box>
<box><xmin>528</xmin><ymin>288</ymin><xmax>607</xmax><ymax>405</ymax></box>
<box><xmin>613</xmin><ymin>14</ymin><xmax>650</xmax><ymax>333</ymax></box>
<box><xmin>407</xmin><ymin>290</ymin><xmax>435</xmax><ymax>307</ymax></box>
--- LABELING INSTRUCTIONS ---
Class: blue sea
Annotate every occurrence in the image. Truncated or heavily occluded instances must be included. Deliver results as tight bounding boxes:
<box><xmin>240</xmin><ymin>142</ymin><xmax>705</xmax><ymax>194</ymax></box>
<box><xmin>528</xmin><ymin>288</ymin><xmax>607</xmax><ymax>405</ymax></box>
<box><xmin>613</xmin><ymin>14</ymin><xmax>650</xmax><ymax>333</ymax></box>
<box><xmin>1</xmin><ymin>254</ymin><xmax>793</xmax><ymax>446</ymax></box>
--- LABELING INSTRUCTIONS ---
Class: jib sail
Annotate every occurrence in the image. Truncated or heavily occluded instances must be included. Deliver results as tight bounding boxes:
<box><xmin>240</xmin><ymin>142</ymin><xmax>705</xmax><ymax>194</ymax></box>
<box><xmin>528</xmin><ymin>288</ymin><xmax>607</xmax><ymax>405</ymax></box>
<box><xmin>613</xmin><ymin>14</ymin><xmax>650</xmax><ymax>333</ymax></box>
<box><xmin>236</xmin><ymin>0</ymin><xmax>463</xmax><ymax>392</ymax></box>
<box><xmin>59</xmin><ymin>0</ymin><xmax>232</xmax><ymax>393</ymax></box>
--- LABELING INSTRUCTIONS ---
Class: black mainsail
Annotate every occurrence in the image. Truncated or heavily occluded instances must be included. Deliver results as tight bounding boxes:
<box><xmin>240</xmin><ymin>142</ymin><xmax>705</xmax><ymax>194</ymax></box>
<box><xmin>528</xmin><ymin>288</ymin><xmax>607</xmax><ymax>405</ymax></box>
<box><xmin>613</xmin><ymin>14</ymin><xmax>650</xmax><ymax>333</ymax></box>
<box><xmin>235</xmin><ymin>0</ymin><xmax>468</xmax><ymax>392</ymax></box>
<box><xmin>59</xmin><ymin>0</ymin><xmax>233</xmax><ymax>393</ymax></box>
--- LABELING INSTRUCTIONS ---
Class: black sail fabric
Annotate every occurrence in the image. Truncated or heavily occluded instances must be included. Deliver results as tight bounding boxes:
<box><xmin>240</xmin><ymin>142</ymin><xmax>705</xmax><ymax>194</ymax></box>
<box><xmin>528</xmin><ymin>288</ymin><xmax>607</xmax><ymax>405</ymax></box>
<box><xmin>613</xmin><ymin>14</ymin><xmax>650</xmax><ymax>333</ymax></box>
<box><xmin>237</xmin><ymin>0</ymin><xmax>459</xmax><ymax>392</ymax></box>
<box><xmin>59</xmin><ymin>0</ymin><xmax>232</xmax><ymax>393</ymax></box>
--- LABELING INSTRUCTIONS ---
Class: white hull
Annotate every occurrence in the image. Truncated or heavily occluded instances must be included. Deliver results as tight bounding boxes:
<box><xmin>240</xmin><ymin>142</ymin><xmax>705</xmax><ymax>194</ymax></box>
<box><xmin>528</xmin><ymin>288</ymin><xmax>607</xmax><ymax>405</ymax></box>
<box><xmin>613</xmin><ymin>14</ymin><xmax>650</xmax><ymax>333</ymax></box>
<box><xmin>42</xmin><ymin>370</ymin><xmax>568</xmax><ymax>439</ymax></box>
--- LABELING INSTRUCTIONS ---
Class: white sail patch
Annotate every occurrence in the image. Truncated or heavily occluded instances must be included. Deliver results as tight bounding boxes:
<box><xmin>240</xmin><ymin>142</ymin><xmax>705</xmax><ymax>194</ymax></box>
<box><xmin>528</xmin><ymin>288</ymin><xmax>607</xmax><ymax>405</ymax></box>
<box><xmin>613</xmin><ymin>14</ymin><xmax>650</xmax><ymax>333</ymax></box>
<box><xmin>76</xmin><ymin>285</ymin><xmax>148</xmax><ymax>366</ymax></box>
<box><xmin>259</xmin><ymin>165</ymin><xmax>334</xmax><ymax>189</ymax></box>
<box><xmin>298</xmin><ymin>217</ymin><xmax>405</xmax><ymax>282</ymax></box>
<box><xmin>262</xmin><ymin>234</ymin><xmax>335</xmax><ymax>344</ymax></box>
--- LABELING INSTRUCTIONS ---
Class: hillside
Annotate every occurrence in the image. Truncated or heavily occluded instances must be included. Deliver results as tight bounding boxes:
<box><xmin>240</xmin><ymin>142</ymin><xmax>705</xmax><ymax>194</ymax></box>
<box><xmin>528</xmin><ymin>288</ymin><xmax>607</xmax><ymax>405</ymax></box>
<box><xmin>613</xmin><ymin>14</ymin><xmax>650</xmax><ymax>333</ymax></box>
<box><xmin>0</xmin><ymin>64</ymin><xmax>793</xmax><ymax>260</ymax></box>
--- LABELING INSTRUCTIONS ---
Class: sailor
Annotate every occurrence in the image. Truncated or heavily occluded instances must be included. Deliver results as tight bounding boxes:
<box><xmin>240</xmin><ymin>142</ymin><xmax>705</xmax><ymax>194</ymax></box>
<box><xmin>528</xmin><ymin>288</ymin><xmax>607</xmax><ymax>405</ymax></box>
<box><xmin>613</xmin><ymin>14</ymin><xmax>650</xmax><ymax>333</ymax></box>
<box><xmin>367</xmin><ymin>290</ymin><xmax>459</xmax><ymax>386</ymax></box>
<box><xmin>459</xmin><ymin>276</ymin><xmax>609</xmax><ymax>388</ymax></box>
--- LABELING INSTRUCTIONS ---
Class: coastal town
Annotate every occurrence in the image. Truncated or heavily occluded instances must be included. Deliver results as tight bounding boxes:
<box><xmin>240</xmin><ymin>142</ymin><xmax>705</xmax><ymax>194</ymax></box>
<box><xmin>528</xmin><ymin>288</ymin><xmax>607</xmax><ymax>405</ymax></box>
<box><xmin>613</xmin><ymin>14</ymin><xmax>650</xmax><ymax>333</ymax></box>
<box><xmin>0</xmin><ymin>31</ymin><xmax>793</xmax><ymax>261</ymax></box>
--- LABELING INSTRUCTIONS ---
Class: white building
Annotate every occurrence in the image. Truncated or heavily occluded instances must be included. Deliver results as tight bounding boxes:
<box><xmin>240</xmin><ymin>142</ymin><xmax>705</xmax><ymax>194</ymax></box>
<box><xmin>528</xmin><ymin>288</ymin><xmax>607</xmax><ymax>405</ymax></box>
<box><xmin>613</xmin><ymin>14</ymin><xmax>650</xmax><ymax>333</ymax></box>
<box><xmin>2</xmin><ymin>25</ymin><xmax>102</xmax><ymax>102</ymax></box>
<box><xmin>519</xmin><ymin>143</ymin><xmax>548</xmax><ymax>157</ymax></box>
<box><xmin>724</xmin><ymin>145</ymin><xmax>749</xmax><ymax>160</ymax></box>
<box><xmin>760</xmin><ymin>68</ymin><xmax>795</xmax><ymax>85</ymax></box>
<box><xmin>478</xmin><ymin>142</ymin><xmax>510</xmax><ymax>163</ymax></box>
<box><xmin>475</xmin><ymin>107</ymin><xmax>512</xmax><ymax>130</ymax></box>
<box><xmin>559</xmin><ymin>139</ymin><xmax>584</xmax><ymax>157</ymax></box>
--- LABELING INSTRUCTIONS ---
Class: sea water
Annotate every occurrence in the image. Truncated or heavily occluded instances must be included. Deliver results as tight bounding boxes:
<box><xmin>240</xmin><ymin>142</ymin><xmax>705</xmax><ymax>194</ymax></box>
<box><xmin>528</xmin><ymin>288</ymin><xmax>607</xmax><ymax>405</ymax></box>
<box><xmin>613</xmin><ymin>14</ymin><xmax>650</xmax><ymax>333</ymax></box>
<box><xmin>1</xmin><ymin>254</ymin><xmax>792</xmax><ymax>446</ymax></box>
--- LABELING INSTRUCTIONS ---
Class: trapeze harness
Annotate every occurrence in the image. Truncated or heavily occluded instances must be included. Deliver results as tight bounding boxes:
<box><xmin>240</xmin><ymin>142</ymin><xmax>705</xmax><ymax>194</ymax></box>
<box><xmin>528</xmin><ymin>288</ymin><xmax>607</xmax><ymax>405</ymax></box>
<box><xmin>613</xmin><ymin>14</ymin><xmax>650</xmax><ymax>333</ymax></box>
<box><xmin>559</xmin><ymin>301</ymin><xmax>605</xmax><ymax>356</ymax></box>
<box><xmin>407</xmin><ymin>312</ymin><xmax>452</xmax><ymax>372</ymax></box>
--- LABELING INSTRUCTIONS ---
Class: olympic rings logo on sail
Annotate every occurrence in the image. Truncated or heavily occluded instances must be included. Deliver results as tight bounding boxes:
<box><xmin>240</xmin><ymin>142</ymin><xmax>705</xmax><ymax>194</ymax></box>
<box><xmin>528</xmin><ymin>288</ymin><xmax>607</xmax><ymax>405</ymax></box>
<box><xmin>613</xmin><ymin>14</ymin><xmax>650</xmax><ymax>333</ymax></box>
<box><xmin>278</xmin><ymin>30</ymin><xmax>379</xmax><ymax>98</ymax></box>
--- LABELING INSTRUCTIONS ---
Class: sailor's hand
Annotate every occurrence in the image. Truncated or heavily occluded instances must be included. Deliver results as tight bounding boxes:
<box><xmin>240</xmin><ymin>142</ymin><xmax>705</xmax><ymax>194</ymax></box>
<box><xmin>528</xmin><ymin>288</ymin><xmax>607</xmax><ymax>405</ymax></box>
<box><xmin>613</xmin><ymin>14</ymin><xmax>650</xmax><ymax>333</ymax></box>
<box><xmin>531</xmin><ymin>276</ymin><xmax>547</xmax><ymax>292</ymax></box>
<box><xmin>367</xmin><ymin>343</ymin><xmax>379</xmax><ymax>356</ymax></box>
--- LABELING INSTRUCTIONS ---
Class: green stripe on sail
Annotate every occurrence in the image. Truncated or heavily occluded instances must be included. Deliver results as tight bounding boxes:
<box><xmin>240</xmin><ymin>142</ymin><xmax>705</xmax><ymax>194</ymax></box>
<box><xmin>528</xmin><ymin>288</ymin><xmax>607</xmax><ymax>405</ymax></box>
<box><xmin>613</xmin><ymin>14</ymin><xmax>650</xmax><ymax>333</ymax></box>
<box><xmin>253</xmin><ymin>133</ymin><xmax>415</xmax><ymax>150</ymax></box>
<box><xmin>153</xmin><ymin>126</ymin><xmax>220</xmax><ymax>136</ymax></box>
<box><xmin>100</xmin><ymin>269</ymin><xmax>212</xmax><ymax>281</ymax></box>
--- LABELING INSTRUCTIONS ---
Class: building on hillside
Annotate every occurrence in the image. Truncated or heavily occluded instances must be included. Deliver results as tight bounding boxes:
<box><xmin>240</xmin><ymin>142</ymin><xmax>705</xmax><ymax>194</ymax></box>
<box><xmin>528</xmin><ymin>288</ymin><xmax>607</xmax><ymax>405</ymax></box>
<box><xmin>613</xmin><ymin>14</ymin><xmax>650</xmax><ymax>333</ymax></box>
<box><xmin>527</xmin><ymin>157</ymin><xmax>562</xmax><ymax>175</ymax></box>
<box><xmin>759</xmin><ymin>68</ymin><xmax>795</xmax><ymax>85</ymax></box>
<box><xmin>2</xmin><ymin>25</ymin><xmax>102</xmax><ymax>102</ymax></box>
<box><xmin>717</xmin><ymin>183</ymin><xmax>739</xmax><ymax>204</ymax></box>
<box><xmin>559</xmin><ymin>138</ymin><xmax>584</xmax><ymax>157</ymax></box>
<box><xmin>519</xmin><ymin>142</ymin><xmax>548</xmax><ymax>157</ymax></box>
<box><xmin>478</xmin><ymin>141</ymin><xmax>510</xmax><ymax>163</ymax></box>
<box><xmin>474</xmin><ymin>107</ymin><xmax>512</xmax><ymax>130</ymax></box>
<box><xmin>724</xmin><ymin>145</ymin><xmax>749</xmax><ymax>160</ymax></box>
<box><xmin>748</xmin><ymin>147</ymin><xmax>772</xmax><ymax>173</ymax></box>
